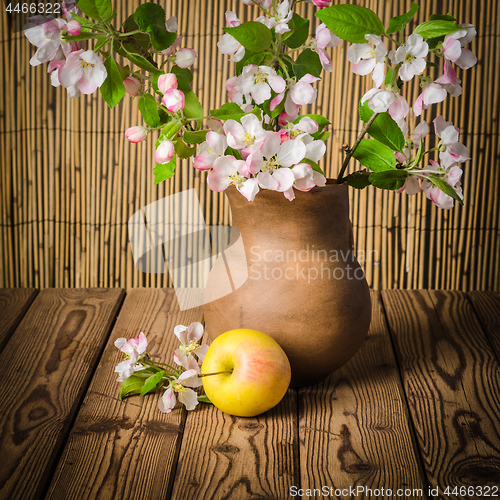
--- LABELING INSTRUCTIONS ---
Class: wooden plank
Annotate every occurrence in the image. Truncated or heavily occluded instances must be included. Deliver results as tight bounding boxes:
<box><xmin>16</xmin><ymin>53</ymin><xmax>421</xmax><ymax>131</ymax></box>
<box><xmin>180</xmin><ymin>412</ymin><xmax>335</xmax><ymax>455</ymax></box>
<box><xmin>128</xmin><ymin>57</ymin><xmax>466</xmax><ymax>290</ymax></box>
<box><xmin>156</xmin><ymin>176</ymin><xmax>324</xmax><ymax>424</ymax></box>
<box><xmin>298</xmin><ymin>291</ymin><xmax>425</xmax><ymax>498</ymax></box>
<box><xmin>45</xmin><ymin>289</ymin><xmax>203</xmax><ymax>500</ymax></box>
<box><xmin>381</xmin><ymin>290</ymin><xmax>500</xmax><ymax>497</ymax></box>
<box><xmin>0</xmin><ymin>288</ymin><xmax>38</xmax><ymax>352</ymax></box>
<box><xmin>171</xmin><ymin>375</ymin><xmax>298</xmax><ymax>498</ymax></box>
<box><xmin>468</xmin><ymin>291</ymin><xmax>500</xmax><ymax>359</ymax></box>
<box><xmin>0</xmin><ymin>288</ymin><xmax>124</xmax><ymax>500</ymax></box>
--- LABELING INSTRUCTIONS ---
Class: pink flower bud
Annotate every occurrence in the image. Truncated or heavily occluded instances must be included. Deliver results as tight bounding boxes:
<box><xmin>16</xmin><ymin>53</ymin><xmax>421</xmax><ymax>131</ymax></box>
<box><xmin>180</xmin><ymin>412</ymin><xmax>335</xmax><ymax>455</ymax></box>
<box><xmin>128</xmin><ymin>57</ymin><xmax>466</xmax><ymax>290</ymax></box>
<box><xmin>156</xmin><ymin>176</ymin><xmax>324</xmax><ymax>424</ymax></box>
<box><xmin>174</xmin><ymin>48</ymin><xmax>197</xmax><ymax>68</ymax></box>
<box><xmin>155</xmin><ymin>140</ymin><xmax>175</xmax><ymax>164</ymax></box>
<box><xmin>162</xmin><ymin>89</ymin><xmax>185</xmax><ymax>112</ymax></box>
<box><xmin>66</xmin><ymin>20</ymin><xmax>81</xmax><ymax>36</ymax></box>
<box><xmin>157</xmin><ymin>73</ymin><xmax>178</xmax><ymax>94</ymax></box>
<box><xmin>310</xmin><ymin>0</ymin><xmax>332</xmax><ymax>6</ymax></box>
<box><xmin>123</xmin><ymin>76</ymin><xmax>141</xmax><ymax>96</ymax></box>
<box><xmin>125</xmin><ymin>126</ymin><xmax>148</xmax><ymax>143</ymax></box>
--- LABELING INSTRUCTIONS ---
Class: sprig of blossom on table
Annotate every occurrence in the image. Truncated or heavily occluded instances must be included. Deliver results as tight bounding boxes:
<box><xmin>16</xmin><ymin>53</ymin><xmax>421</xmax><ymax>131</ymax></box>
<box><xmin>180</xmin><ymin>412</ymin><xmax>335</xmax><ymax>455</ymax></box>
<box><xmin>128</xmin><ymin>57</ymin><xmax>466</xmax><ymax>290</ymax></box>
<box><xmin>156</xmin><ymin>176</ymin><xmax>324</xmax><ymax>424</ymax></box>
<box><xmin>24</xmin><ymin>0</ymin><xmax>477</xmax><ymax>209</ymax></box>
<box><xmin>114</xmin><ymin>322</ymin><xmax>210</xmax><ymax>413</ymax></box>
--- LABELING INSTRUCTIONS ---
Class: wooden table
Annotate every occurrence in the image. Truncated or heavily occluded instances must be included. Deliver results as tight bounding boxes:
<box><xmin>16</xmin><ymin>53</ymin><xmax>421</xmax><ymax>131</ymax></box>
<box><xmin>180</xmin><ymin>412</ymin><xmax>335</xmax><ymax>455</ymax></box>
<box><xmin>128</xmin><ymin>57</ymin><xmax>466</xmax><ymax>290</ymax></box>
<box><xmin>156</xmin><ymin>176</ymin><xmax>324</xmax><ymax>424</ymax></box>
<box><xmin>0</xmin><ymin>288</ymin><xmax>499</xmax><ymax>500</ymax></box>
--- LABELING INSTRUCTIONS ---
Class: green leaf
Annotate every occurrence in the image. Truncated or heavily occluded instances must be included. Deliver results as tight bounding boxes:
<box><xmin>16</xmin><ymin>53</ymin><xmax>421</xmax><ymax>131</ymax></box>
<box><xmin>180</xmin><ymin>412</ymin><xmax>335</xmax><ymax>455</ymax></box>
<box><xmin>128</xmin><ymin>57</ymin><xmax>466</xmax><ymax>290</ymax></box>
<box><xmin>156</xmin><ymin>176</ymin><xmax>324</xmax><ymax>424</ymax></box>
<box><xmin>119</xmin><ymin>375</ymin><xmax>146</xmax><ymax>400</ymax></box>
<box><xmin>95</xmin><ymin>0</ymin><xmax>112</xmax><ymax>21</ymax></box>
<box><xmin>154</xmin><ymin>157</ymin><xmax>176</xmax><ymax>184</ymax></box>
<box><xmin>197</xmin><ymin>395</ymin><xmax>212</xmax><ymax>404</ymax></box>
<box><xmin>316</xmin><ymin>4</ymin><xmax>385</xmax><ymax>43</ymax></box>
<box><xmin>139</xmin><ymin>95</ymin><xmax>162</xmax><ymax>128</ymax></box>
<box><xmin>125</xmin><ymin>52</ymin><xmax>161</xmax><ymax>75</ymax></box>
<box><xmin>429</xmin><ymin>13</ymin><xmax>456</xmax><ymax>23</ymax></box>
<box><xmin>93</xmin><ymin>37</ymin><xmax>110</xmax><ymax>52</ymax></box>
<box><xmin>284</xmin><ymin>14</ymin><xmax>310</xmax><ymax>49</ymax></box>
<box><xmin>413</xmin><ymin>20</ymin><xmax>460</xmax><ymax>40</ymax></box>
<box><xmin>134</xmin><ymin>3</ymin><xmax>176</xmax><ymax>51</ymax></box>
<box><xmin>293</xmin><ymin>49</ymin><xmax>322</xmax><ymax>81</ymax></box>
<box><xmin>427</xmin><ymin>175</ymin><xmax>464</xmax><ymax>205</ymax></box>
<box><xmin>359</xmin><ymin>99</ymin><xmax>372</xmax><ymax>123</ymax></box>
<box><xmin>210</xmin><ymin>103</ymin><xmax>246</xmax><ymax>121</ymax></box>
<box><xmin>224</xmin><ymin>21</ymin><xmax>273</xmax><ymax>53</ymax></box>
<box><xmin>235</xmin><ymin>51</ymin><xmax>266</xmax><ymax>76</ymax></box>
<box><xmin>75</xmin><ymin>0</ymin><xmax>102</xmax><ymax>20</ymax></box>
<box><xmin>156</xmin><ymin>120</ymin><xmax>182</xmax><ymax>147</ymax></box>
<box><xmin>63</xmin><ymin>32</ymin><xmax>106</xmax><ymax>42</ymax></box>
<box><xmin>183</xmin><ymin>91</ymin><xmax>204</xmax><ymax>122</ymax></box>
<box><xmin>358</xmin><ymin>101</ymin><xmax>405</xmax><ymax>153</ymax></box>
<box><xmin>386</xmin><ymin>2</ymin><xmax>419</xmax><ymax>34</ymax></box>
<box><xmin>174</xmin><ymin>138</ymin><xmax>196</xmax><ymax>159</ymax></box>
<box><xmin>314</xmin><ymin>131</ymin><xmax>330</xmax><ymax>142</ymax></box>
<box><xmin>70</xmin><ymin>13</ymin><xmax>97</xmax><ymax>29</ymax></box>
<box><xmin>100</xmin><ymin>56</ymin><xmax>126</xmax><ymax>109</ymax></box>
<box><xmin>345</xmin><ymin>169</ymin><xmax>372</xmax><ymax>189</ymax></box>
<box><xmin>140</xmin><ymin>371</ymin><xmax>166</xmax><ymax>396</ymax></box>
<box><xmin>171</xmin><ymin>66</ymin><xmax>193</xmax><ymax>86</ymax></box>
<box><xmin>369</xmin><ymin>169</ymin><xmax>408</xmax><ymax>190</ymax></box>
<box><xmin>183</xmin><ymin>129</ymin><xmax>208</xmax><ymax>145</ymax></box>
<box><xmin>353</xmin><ymin>139</ymin><xmax>396</xmax><ymax>172</ymax></box>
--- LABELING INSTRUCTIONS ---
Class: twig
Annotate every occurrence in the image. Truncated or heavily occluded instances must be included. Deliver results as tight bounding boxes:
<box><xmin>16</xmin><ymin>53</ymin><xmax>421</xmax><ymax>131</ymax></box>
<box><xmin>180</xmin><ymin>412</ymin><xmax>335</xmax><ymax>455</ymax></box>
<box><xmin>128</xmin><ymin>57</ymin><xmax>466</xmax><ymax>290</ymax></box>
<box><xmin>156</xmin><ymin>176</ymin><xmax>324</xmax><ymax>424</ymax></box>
<box><xmin>336</xmin><ymin>112</ymin><xmax>379</xmax><ymax>184</ymax></box>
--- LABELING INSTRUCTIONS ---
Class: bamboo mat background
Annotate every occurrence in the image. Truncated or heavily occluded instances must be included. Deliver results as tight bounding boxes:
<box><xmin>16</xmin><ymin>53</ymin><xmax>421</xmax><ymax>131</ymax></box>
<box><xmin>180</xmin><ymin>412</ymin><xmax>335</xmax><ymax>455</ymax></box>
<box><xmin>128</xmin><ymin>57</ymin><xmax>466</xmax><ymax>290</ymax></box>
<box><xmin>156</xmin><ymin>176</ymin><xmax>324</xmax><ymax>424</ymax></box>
<box><xmin>0</xmin><ymin>0</ymin><xmax>498</xmax><ymax>290</ymax></box>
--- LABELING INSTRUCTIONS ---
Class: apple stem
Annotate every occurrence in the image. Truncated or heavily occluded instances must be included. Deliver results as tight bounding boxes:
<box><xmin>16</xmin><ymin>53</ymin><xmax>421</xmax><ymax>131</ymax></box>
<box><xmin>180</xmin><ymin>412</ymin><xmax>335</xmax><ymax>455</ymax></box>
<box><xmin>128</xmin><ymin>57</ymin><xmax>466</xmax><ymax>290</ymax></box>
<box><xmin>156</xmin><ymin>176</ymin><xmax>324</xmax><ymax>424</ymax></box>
<box><xmin>197</xmin><ymin>370</ymin><xmax>233</xmax><ymax>378</ymax></box>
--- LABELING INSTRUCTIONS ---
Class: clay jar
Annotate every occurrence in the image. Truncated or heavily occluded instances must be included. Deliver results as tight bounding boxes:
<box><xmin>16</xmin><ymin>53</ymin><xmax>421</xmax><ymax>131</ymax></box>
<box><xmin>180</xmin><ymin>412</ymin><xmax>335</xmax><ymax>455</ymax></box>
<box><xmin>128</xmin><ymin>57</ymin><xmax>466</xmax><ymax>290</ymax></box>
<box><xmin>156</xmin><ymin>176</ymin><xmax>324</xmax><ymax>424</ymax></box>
<box><xmin>203</xmin><ymin>181</ymin><xmax>372</xmax><ymax>387</ymax></box>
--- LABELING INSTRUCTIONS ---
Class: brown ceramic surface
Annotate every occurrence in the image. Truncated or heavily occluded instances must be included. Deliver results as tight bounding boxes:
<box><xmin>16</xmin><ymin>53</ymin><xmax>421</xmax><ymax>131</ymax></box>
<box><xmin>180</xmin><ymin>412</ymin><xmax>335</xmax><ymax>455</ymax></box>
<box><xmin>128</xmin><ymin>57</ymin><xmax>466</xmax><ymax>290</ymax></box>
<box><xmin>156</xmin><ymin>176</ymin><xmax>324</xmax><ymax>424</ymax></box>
<box><xmin>203</xmin><ymin>181</ymin><xmax>372</xmax><ymax>386</ymax></box>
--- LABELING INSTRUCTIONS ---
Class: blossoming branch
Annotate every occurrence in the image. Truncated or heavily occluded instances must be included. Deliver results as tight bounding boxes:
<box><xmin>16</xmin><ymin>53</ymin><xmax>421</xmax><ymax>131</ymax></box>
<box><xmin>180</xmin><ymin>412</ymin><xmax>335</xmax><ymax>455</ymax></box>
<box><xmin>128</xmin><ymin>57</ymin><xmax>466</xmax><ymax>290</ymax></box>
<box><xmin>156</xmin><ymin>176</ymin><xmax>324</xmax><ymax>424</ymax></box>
<box><xmin>24</xmin><ymin>0</ymin><xmax>477</xmax><ymax>209</ymax></box>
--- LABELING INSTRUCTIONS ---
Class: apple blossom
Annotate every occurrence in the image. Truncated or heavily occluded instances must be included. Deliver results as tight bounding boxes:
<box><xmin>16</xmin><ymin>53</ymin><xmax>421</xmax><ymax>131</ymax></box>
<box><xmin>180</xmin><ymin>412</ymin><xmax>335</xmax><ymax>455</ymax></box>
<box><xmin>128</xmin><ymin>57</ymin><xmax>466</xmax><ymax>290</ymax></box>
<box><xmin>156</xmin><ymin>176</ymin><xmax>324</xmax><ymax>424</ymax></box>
<box><xmin>173</xmin><ymin>322</ymin><xmax>209</xmax><ymax>372</ymax></box>
<box><xmin>125</xmin><ymin>126</ymin><xmax>149</xmax><ymax>143</ymax></box>
<box><xmin>273</xmin><ymin>74</ymin><xmax>320</xmax><ymax>117</ymax></box>
<box><xmin>242</xmin><ymin>0</ymin><xmax>272</xmax><ymax>7</ymax></box>
<box><xmin>24</xmin><ymin>18</ymin><xmax>66</xmax><ymax>66</ymax></box>
<box><xmin>194</xmin><ymin>131</ymin><xmax>228</xmax><ymax>171</ymax></box>
<box><xmin>237</xmin><ymin>65</ymin><xmax>286</xmax><ymax>106</ymax></box>
<box><xmin>413</xmin><ymin>80</ymin><xmax>447</xmax><ymax>116</ymax></box>
<box><xmin>397</xmin><ymin>176</ymin><xmax>422</xmax><ymax>196</ymax></box>
<box><xmin>361</xmin><ymin>88</ymin><xmax>409</xmax><ymax>120</ymax></box>
<box><xmin>66</xmin><ymin>20</ymin><xmax>81</xmax><ymax>36</ymax></box>
<box><xmin>155</xmin><ymin>140</ymin><xmax>175</xmax><ymax>164</ymax></box>
<box><xmin>207</xmin><ymin>155</ymin><xmax>260</xmax><ymax>201</ymax></box>
<box><xmin>421</xmin><ymin>159</ymin><xmax>463</xmax><ymax>209</ymax></box>
<box><xmin>306</xmin><ymin>0</ymin><xmax>333</xmax><ymax>6</ymax></box>
<box><xmin>442</xmin><ymin>26</ymin><xmax>477</xmax><ymax>70</ymax></box>
<box><xmin>61</xmin><ymin>0</ymin><xmax>81</xmax><ymax>20</ymax></box>
<box><xmin>158</xmin><ymin>369</ymin><xmax>203</xmax><ymax>413</ymax></box>
<box><xmin>313</xmin><ymin>24</ymin><xmax>341</xmax><ymax>72</ymax></box>
<box><xmin>165</xmin><ymin>16</ymin><xmax>178</xmax><ymax>32</ymax></box>
<box><xmin>161</xmin><ymin>35</ymin><xmax>183</xmax><ymax>57</ymax></box>
<box><xmin>123</xmin><ymin>76</ymin><xmax>141</xmax><ymax>96</ymax></box>
<box><xmin>347</xmin><ymin>34</ymin><xmax>387</xmax><ymax>87</ymax></box>
<box><xmin>256</xmin><ymin>0</ymin><xmax>292</xmax><ymax>34</ymax></box>
<box><xmin>283</xmin><ymin>163</ymin><xmax>327</xmax><ymax>201</ymax></box>
<box><xmin>114</xmin><ymin>332</ymin><xmax>148</xmax><ymax>382</ymax></box>
<box><xmin>162</xmin><ymin>88</ymin><xmax>185</xmax><ymax>112</ymax></box>
<box><xmin>223</xmin><ymin>114</ymin><xmax>268</xmax><ymax>157</ymax></box>
<box><xmin>217</xmin><ymin>12</ymin><xmax>246</xmax><ymax>62</ymax></box>
<box><xmin>433</xmin><ymin>116</ymin><xmax>470</xmax><ymax>168</ymax></box>
<box><xmin>174</xmin><ymin>48</ymin><xmax>198</xmax><ymax>68</ymax></box>
<box><xmin>157</xmin><ymin>73</ymin><xmax>178</xmax><ymax>94</ymax></box>
<box><xmin>434</xmin><ymin>60</ymin><xmax>462</xmax><ymax>97</ymax></box>
<box><xmin>59</xmin><ymin>49</ymin><xmax>107</xmax><ymax>94</ymax></box>
<box><xmin>390</xmin><ymin>33</ymin><xmax>429</xmax><ymax>82</ymax></box>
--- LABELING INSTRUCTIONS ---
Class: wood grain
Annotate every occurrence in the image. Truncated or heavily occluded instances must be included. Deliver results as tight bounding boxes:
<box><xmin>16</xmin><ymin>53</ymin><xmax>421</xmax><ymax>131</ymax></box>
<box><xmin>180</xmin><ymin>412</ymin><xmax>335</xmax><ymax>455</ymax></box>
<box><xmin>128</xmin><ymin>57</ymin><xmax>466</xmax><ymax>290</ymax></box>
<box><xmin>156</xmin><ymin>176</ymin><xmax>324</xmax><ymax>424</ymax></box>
<box><xmin>45</xmin><ymin>288</ymin><xmax>203</xmax><ymax>500</ymax></box>
<box><xmin>0</xmin><ymin>288</ymin><xmax>38</xmax><ymax>352</ymax></box>
<box><xmin>468</xmin><ymin>291</ymin><xmax>500</xmax><ymax>359</ymax></box>
<box><xmin>381</xmin><ymin>290</ymin><xmax>500</xmax><ymax>499</ymax></box>
<box><xmin>0</xmin><ymin>288</ymin><xmax>124</xmax><ymax>500</ymax></box>
<box><xmin>171</xmin><ymin>383</ymin><xmax>299</xmax><ymax>499</ymax></box>
<box><xmin>298</xmin><ymin>291</ymin><xmax>426</xmax><ymax>498</ymax></box>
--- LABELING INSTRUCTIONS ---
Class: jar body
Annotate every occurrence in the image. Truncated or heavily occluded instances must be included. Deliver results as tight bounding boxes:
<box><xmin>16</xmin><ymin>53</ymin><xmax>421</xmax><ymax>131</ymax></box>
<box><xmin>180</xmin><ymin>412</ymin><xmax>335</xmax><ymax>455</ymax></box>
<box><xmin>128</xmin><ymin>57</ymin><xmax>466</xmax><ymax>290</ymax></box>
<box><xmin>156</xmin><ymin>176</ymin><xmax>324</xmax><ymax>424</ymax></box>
<box><xmin>203</xmin><ymin>182</ymin><xmax>372</xmax><ymax>386</ymax></box>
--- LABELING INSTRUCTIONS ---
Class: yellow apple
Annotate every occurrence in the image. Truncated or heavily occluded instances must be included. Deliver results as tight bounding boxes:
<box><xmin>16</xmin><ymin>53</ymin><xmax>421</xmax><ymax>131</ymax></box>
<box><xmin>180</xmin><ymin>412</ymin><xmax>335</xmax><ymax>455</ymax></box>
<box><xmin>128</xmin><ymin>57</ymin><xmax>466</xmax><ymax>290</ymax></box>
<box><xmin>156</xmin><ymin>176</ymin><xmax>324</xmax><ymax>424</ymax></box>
<box><xmin>201</xmin><ymin>329</ymin><xmax>291</xmax><ymax>417</ymax></box>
